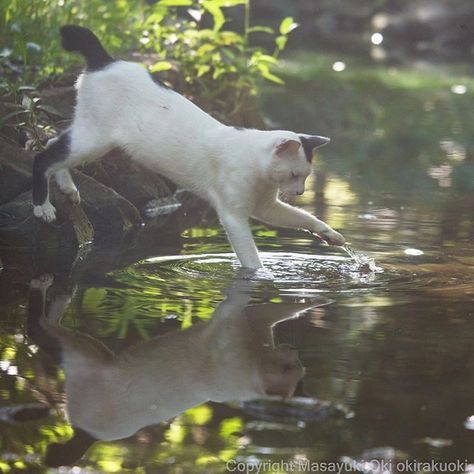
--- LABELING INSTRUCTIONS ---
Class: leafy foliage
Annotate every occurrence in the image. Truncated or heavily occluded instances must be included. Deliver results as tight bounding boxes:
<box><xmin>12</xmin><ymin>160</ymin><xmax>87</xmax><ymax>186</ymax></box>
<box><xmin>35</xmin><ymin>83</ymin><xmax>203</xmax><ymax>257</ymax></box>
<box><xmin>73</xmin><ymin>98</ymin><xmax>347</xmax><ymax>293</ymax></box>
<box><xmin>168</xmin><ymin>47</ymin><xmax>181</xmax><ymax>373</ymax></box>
<box><xmin>0</xmin><ymin>85</ymin><xmax>63</xmax><ymax>149</ymax></box>
<box><xmin>1</xmin><ymin>0</ymin><xmax>297</xmax><ymax>140</ymax></box>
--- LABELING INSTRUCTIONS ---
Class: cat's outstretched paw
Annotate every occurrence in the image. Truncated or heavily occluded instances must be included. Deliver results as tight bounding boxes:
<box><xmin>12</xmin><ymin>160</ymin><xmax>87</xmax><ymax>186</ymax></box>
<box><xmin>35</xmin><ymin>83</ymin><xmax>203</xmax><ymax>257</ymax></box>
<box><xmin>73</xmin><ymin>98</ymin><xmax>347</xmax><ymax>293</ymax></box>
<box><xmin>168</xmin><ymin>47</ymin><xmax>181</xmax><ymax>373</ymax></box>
<box><xmin>33</xmin><ymin>203</ymin><xmax>57</xmax><ymax>223</ymax></box>
<box><xmin>30</xmin><ymin>274</ymin><xmax>54</xmax><ymax>291</ymax></box>
<box><xmin>320</xmin><ymin>229</ymin><xmax>346</xmax><ymax>247</ymax></box>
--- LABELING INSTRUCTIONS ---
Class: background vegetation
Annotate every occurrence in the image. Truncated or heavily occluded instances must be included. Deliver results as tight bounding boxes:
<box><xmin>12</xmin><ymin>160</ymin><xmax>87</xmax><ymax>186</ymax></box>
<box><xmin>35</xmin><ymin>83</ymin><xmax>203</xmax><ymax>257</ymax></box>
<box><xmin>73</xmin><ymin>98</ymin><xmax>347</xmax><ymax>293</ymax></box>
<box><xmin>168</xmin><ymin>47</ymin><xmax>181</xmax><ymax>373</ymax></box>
<box><xmin>1</xmin><ymin>0</ymin><xmax>298</xmax><ymax>146</ymax></box>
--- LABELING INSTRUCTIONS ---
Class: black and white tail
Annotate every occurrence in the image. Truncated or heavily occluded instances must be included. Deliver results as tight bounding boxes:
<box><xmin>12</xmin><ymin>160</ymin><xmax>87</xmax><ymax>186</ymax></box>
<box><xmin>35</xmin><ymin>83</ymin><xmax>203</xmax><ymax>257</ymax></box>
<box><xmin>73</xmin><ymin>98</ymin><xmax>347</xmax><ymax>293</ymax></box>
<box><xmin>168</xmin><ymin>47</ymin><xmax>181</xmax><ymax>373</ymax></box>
<box><xmin>60</xmin><ymin>25</ymin><xmax>114</xmax><ymax>71</ymax></box>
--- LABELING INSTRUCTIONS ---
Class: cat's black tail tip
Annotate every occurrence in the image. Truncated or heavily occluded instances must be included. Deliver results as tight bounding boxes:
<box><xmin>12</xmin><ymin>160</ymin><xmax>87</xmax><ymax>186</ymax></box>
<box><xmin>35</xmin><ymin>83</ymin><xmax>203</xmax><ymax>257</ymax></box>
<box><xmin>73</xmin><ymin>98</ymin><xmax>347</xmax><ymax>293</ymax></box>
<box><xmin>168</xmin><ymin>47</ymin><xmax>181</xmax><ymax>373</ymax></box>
<box><xmin>60</xmin><ymin>25</ymin><xmax>114</xmax><ymax>71</ymax></box>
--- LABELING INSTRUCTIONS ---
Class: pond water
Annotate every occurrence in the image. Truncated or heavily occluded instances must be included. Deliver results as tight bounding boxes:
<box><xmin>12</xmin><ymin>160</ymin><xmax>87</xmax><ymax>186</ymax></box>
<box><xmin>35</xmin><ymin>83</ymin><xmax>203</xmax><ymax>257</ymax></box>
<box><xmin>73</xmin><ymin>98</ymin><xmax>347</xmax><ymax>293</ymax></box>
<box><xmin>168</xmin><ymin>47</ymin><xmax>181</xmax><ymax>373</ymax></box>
<box><xmin>0</xmin><ymin>55</ymin><xmax>473</xmax><ymax>473</ymax></box>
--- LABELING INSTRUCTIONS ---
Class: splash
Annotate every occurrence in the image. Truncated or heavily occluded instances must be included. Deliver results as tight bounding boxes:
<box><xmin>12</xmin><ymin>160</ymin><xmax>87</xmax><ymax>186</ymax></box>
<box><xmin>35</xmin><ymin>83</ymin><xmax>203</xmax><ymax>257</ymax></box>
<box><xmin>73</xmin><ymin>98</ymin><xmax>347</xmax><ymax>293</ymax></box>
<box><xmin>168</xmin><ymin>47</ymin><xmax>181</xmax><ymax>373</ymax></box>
<box><xmin>342</xmin><ymin>245</ymin><xmax>381</xmax><ymax>273</ymax></box>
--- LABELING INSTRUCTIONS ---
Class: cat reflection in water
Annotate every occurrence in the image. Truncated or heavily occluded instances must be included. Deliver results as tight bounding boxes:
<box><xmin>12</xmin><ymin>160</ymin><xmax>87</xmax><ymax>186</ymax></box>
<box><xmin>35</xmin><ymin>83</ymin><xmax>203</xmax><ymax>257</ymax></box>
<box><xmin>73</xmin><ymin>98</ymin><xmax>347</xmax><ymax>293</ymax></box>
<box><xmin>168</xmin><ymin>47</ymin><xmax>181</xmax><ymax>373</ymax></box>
<box><xmin>28</xmin><ymin>275</ymin><xmax>328</xmax><ymax>467</ymax></box>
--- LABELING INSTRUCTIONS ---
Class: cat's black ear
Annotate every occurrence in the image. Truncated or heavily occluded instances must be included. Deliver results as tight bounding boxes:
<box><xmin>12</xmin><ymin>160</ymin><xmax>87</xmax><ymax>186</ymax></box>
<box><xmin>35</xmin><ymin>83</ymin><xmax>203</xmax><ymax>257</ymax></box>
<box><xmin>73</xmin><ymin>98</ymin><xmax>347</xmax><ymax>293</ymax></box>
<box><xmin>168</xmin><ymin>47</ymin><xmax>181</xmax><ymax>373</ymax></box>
<box><xmin>275</xmin><ymin>138</ymin><xmax>301</xmax><ymax>156</ymax></box>
<box><xmin>299</xmin><ymin>135</ymin><xmax>331</xmax><ymax>162</ymax></box>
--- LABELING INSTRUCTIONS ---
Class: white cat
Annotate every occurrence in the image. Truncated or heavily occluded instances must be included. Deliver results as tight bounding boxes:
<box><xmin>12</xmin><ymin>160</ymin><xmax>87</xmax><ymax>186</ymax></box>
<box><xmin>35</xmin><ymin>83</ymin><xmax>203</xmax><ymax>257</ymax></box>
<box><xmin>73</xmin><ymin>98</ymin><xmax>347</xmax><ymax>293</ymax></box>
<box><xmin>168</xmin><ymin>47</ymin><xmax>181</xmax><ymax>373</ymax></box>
<box><xmin>32</xmin><ymin>26</ymin><xmax>345</xmax><ymax>269</ymax></box>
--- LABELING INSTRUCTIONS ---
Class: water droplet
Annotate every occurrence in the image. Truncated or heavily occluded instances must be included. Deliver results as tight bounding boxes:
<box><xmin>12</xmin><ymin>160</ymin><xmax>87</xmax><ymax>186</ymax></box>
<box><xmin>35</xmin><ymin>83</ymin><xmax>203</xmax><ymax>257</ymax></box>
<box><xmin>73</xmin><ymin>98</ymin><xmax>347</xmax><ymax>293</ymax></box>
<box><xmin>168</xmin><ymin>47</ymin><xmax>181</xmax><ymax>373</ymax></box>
<box><xmin>358</xmin><ymin>213</ymin><xmax>377</xmax><ymax>220</ymax></box>
<box><xmin>421</xmin><ymin>437</ymin><xmax>453</xmax><ymax>448</ymax></box>
<box><xmin>404</xmin><ymin>248</ymin><xmax>424</xmax><ymax>256</ymax></box>
<box><xmin>342</xmin><ymin>245</ymin><xmax>381</xmax><ymax>273</ymax></box>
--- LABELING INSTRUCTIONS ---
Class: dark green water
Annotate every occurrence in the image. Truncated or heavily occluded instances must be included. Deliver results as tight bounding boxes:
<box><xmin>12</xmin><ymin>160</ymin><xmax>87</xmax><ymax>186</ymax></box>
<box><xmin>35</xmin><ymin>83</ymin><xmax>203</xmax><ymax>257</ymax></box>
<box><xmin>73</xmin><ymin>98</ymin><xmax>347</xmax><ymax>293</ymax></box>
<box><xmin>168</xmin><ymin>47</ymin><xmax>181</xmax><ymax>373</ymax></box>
<box><xmin>0</xmin><ymin>55</ymin><xmax>473</xmax><ymax>473</ymax></box>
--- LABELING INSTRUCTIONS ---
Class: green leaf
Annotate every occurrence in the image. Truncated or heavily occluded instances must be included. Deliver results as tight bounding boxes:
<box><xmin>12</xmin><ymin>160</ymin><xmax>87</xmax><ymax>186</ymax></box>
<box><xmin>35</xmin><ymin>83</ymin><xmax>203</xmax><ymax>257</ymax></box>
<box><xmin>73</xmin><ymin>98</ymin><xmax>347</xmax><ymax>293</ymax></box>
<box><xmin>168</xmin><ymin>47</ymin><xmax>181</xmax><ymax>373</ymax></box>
<box><xmin>247</xmin><ymin>26</ymin><xmax>275</xmax><ymax>34</ymax></box>
<box><xmin>279</xmin><ymin>16</ymin><xmax>299</xmax><ymax>35</ymax></box>
<box><xmin>211</xmin><ymin>0</ymin><xmax>247</xmax><ymax>6</ymax></box>
<box><xmin>275</xmin><ymin>35</ymin><xmax>288</xmax><ymax>51</ymax></box>
<box><xmin>220</xmin><ymin>31</ymin><xmax>244</xmax><ymax>45</ymax></box>
<box><xmin>197</xmin><ymin>43</ymin><xmax>216</xmax><ymax>56</ymax></box>
<box><xmin>258</xmin><ymin>64</ymin><xmax>285</xmax><ymax>84</ymax></box>
<box><xmin>203</xmin><ymin>1</ymin><xmax>225</xmax><ymax>32</ymax></box>
<box><xmin>150</xmin><ymin>61</ymin><xmax>173</xmax><ymax>72</ymax></box>
<box><xmin>158</xmin><ymin>0</ymin><xmax>193</xmax><ymax>6</ymax></box>
<box><xmin>196</xmin><ymin>64</ymin><xmax>211</xmax><ymax>77</ymax></box>
<box><xmin>255</xmin><ymin>53</ymin><xmax>277</xmax><ymax>64</ymax></box>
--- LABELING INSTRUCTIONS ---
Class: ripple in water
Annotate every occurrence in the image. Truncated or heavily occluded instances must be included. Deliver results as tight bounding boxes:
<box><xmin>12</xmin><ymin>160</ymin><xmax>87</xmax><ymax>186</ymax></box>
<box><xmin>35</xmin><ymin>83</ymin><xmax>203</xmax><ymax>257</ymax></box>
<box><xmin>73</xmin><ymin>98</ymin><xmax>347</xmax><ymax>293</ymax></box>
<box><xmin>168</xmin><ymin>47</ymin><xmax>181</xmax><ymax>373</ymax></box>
<box><xmin>113</xmin><ymin>251</ymin><xmax>428</xmax><ymax>297</ymax></box>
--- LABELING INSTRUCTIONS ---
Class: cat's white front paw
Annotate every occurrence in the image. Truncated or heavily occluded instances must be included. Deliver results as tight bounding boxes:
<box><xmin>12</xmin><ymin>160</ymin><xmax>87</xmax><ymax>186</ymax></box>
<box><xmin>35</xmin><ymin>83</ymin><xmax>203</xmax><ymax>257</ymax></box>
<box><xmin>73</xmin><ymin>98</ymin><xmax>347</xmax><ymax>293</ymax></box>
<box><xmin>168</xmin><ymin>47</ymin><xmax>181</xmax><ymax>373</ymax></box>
<box><xmin>33</xmin><ymin>203</ymin><xmax>57</xmax><ymax>223</ymax></box>
<box><xmin>320</xmin><ymin>228</ymin><xmax>345</xmax><ymax>246</ymax></box>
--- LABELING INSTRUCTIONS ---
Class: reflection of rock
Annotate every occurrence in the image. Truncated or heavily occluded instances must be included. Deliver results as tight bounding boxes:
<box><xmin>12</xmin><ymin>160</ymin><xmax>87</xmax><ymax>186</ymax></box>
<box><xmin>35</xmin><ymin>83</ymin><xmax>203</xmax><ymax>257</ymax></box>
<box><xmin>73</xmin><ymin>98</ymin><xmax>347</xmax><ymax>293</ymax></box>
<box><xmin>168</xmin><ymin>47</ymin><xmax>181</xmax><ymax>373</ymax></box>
<box><xmin>241</xmin><ymin>396</ymin><xmax>348</xmax><ymax>424</ymax></box>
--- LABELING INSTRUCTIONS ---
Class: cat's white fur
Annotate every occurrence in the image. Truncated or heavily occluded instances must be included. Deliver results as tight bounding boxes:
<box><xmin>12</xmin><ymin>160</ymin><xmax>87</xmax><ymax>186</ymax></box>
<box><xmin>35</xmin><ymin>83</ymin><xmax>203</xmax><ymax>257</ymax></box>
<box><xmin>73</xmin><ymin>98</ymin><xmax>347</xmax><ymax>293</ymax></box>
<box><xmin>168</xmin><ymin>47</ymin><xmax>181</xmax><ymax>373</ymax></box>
<box><xmin>34</xmin><ymin>60</ymin><xmax>345</xmax><ymax>268</ymax></box>
<box><xmin>32</xmin><ymin>276</ymin><xmax>322</xmax><ymax>441</ymax></box>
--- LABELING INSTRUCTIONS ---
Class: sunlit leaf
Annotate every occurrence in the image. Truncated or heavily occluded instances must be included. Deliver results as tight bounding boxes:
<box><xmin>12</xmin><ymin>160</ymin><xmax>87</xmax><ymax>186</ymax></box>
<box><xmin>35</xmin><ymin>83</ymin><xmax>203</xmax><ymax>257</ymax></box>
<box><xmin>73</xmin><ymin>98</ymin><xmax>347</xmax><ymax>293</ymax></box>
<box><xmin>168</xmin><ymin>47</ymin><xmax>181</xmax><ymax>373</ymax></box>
<box><xmin>275</xmin><ymin>34</ymin><xmax>288</xmax><ymax>51</ymax></box>
<box><xmin>197</xmin><ymin>43</ymin><xmax>216</xmax><ymax>56</ymax></box>
<box><xmin>197</xmin><ymin>64</ymin><xmax>211</xmax><ymax>77</ymax></box>
<box><xmin>260</xmin><ymin>68</ymin><xmax>285</xmax><ymax>85</ymax></box>
<box><xmin>187</xmin><ymin>8</ymin><xmax>202</xmax><ymax>21</ymax></box>
<box><xmin>219</xmin><ymin>417</ymin><xmax>243</xmax><ymax>438</ymax></box>
<box><xmin>203</xmin><ymin>1</ymin><xmax>225</xmax><ymax>32</ymax></box>
<box><xmin>254</xmin><ymin>53</ymin><xmax>277</xmax><ymax>64</ymax></box>
<box><xmin>211</xmin><ymin>0</ymin><xmax>247</xmax><ymax>5</ymax></box>
<box><xmin>150</xmin><ymin>61</ymin><xmax>173</xmax><ymax>72</ymax></box>
<box><xmin>165</xmin><ymin>420</ymin><xmax>186</xmax><ymax>444</ymax></box>
<box><xmin>196</xmin><ymin>455</ymin><xmax>220</xmax><ymax>465</ymax></box>
<box><xmin>186</xmin><ymin>405</ymin><xmax>212</xmax><ymax>425</ymax></box>
<box><xmin>97</xmin><ymin>460</ymin><xmax>123</xmax><ymax>473</ymax></box>
<box><xmin>158</xmin><ymin>0</ymin><xmax>193</xmax><ymax>6</ymax></box>
<box><xmin>279</xmin><ymin>16</ymin><xmax>299</xmax><ymax>35</ymax></box>
<box><xmin>247</xmin><ymin>26</ymin><xmax>274</xmax><ymax>34</ymax></box>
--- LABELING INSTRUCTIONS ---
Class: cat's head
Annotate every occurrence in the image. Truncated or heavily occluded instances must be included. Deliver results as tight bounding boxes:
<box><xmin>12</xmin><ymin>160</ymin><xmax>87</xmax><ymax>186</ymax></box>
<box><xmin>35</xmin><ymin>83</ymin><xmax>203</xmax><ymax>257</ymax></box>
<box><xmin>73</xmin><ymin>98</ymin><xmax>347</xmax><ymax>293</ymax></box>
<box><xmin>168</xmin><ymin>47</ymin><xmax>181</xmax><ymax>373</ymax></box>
<box><xmin>260</xmin><ymin>343</ymin><xmax>306</xmax><ymax>400</ymax></box>
<box><xmin>267</xmin><ymin>132</ymin><xmax>330</xmax><ymax>196</ymax></box>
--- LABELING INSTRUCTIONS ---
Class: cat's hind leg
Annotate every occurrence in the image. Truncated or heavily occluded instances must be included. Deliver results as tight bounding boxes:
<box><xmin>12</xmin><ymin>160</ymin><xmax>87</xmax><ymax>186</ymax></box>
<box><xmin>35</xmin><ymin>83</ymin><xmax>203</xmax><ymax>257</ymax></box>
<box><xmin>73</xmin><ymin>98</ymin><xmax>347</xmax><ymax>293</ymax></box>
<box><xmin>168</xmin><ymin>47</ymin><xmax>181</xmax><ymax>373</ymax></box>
<box><xmin>33</xmin><ymin>128</ymin><xmax>111</xmax><ymax>222</ymax></box>
<box><xmin>32</xmin><ymin>133</ymin><xmax>71</xmax><ymax>223</ymax></box>
<box><xmin>55</xmin><ymin>169</ymin><xmax>81</xmax><ymax>205</ymax></box>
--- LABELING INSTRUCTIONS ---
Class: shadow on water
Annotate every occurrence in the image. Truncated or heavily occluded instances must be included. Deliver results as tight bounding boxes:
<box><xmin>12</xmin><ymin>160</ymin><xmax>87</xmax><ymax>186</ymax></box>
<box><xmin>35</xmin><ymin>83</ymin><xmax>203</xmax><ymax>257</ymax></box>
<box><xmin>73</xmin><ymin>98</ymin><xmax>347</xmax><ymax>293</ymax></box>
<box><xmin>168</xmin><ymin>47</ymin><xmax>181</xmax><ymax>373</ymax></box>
<box><xmin>0</xmin><ymin>54</ymin><xmax>474</xmax><ymax>472</ymax></box>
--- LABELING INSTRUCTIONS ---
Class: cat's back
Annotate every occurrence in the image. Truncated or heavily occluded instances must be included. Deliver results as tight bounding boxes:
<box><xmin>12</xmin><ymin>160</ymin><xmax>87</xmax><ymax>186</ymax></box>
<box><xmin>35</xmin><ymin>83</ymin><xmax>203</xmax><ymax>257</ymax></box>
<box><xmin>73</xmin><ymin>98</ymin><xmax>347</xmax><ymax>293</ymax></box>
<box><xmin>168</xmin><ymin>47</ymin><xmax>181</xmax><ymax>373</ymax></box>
<box><xmin>77</xmin><ymin>60</ymin><xmax>162</xmax><ymax>101</ymax></box>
